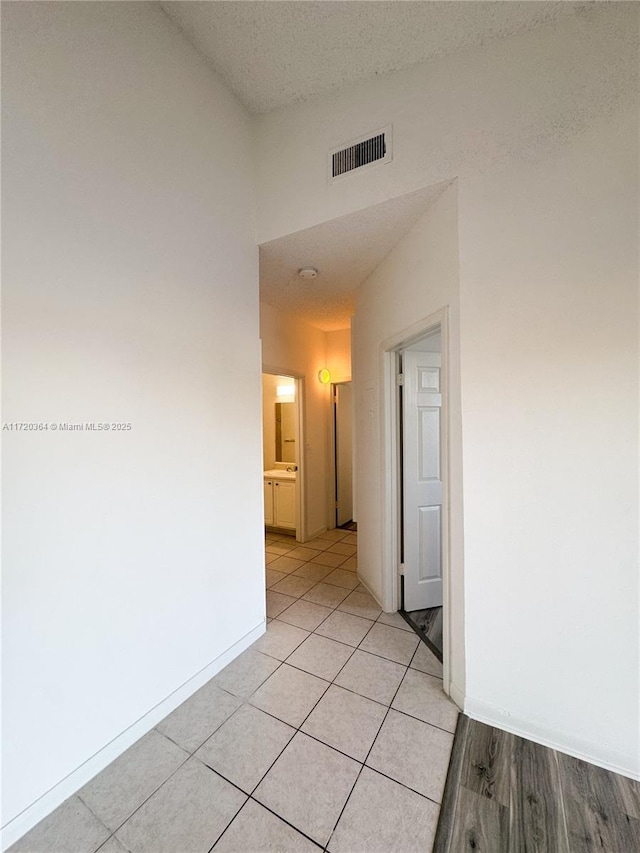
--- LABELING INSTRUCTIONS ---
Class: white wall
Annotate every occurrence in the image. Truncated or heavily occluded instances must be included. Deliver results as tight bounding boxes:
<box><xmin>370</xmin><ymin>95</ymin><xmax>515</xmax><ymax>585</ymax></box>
<box><xmin>258</xmin><ymin>4</ymin><xmax>640</xmax><ymax>777</ymax></box>
<box><xmin>326</xmin><ymin>329</ymin><xmax>352</xmax><ymax>382</ymax></box>
<box><xmin>458</xmin><ymin>110</ymin><xmax>639</xmax><ymax>777</ymax></box>
<box><xmin>2</xmin><ymin>2</ymin><xmax>263</xmax><ymax>842</ymax></box>
<box><xmin>352</xmin><ymin>183</ymin><xmax>464</xmax><ymax>701</ymax></box>
<box><xmin>260</xmin><ymin>303</ymin><xmax>330</xmax><ymax>538</ymax></box>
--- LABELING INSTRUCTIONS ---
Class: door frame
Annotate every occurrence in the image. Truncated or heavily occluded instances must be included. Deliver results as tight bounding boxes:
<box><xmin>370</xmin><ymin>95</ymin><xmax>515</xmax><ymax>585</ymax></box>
<box><xmin>331</xmin><ymin>380</ymin><xmax>353</xmax><ymax>529</ymax></box>
<box><xmin>380</xmin><ymin>307</ymin><xmax>452</xmax><ymax>697</ymax></box>
<box><xmin>262</xmin><ymin>366</ymin><xmax>306</xmax><ymax>543</ymax></box>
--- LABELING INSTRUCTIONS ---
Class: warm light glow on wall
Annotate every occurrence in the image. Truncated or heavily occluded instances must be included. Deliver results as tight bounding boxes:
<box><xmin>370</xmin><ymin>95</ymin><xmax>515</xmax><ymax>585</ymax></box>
<box><xmin>277</xmin><ymin>385</ymin><xmax>295</xmax><ymax>398</ymax></box>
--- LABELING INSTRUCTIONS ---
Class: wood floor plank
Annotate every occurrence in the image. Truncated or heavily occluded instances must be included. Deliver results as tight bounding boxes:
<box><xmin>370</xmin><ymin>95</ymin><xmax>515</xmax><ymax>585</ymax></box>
<box><xmin>613</xmin><ymin>771</ymin><xmax>640</xmax><ymax>820</ymax></box>
<box><xmin>432</xmin><ymin>714</ymin><xmax>470</xmax><ymax>853</ymax></box>
<box><xmin>449</xmin><ymin>786</ymin><xmax>509</xmax><ymax>852</ymax></box>
<box><xmin>461</xmin><ymin>719</ymin><xmax>512</xmax><ymax>807</ymax></box>
<box><xmin>510</xmin><ymin>736</ymin><xmax>570</xmax><ymax>853</ymax></box>
<box><xmin>557</xmin><ymin>751</ymin><xmax>640</xmax><ymax>852</ymax></box>
<box><xmin>433</xmin><ymin>716</ymin><xmax>638</xmax><ymax>852</ymax></box>
<box><xmin>401</xmin><ymin>606</ymin><xmax>443</xmax><ymax>660</ymax></box>
<box><xmin>563</xmin><ymin>790</ymin><xmax>640</xmax><ymax>852</ymax></box>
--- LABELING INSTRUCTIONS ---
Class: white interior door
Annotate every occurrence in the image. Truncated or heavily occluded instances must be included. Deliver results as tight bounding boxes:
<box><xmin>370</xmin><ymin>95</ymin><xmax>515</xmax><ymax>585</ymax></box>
<box><xmin>403</xmin><ymin>350</ymin><xmax>443</xmax><ymax>611</ymax></box>
<box><xmin>335</xmin><ymin>383</ymin><xmax>353</xmax><ymax>526</ymax></box>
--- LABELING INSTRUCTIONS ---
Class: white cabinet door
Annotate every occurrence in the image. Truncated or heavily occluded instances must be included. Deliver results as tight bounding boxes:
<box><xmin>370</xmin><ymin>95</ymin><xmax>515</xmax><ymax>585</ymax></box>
<box><xmin>264</xmin><ymin>480</ymin><xmax>274</xmax><ymax>526</ymax></box>
<box><xmin>274</xmin><ymin>480</ymin><xmax>296</xmax><ymax>529</ymax></box>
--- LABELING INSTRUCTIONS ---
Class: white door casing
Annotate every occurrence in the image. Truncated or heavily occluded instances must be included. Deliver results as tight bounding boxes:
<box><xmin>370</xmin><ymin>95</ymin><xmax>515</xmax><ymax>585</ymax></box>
<box><xmin>403</xmin><ymin>350</ymin><xmax>443</xmax><ymax>611</ymax></box>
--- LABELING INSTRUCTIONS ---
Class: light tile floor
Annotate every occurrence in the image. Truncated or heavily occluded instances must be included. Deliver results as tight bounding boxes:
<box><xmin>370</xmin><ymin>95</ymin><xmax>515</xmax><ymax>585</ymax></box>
<box><xmin>10</xmin><ymin>529</ymin><xmax>456</xmax><ymax>853</ymax></box>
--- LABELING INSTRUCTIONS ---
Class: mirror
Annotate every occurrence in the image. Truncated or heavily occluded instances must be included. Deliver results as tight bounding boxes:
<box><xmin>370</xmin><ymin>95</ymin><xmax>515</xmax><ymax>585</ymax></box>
<box><xmin>275</xmin><ymin>402</ymin><xmax>296</xmax><ymax>463</ymax></box>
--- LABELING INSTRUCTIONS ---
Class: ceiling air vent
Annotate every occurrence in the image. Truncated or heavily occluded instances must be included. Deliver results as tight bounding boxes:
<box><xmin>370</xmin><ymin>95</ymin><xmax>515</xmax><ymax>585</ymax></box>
<box><xmin>328</xmin><ymin>126</ymin><xmax>392</xmax><ymax>184</ymax></box>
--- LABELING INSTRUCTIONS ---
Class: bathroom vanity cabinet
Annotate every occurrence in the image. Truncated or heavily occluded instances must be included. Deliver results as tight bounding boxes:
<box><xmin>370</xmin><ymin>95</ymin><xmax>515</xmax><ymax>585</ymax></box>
<box><xmin>264</xmin><ymin>472</ymin><xmax>296</xmax><ymax>531</ymax></box>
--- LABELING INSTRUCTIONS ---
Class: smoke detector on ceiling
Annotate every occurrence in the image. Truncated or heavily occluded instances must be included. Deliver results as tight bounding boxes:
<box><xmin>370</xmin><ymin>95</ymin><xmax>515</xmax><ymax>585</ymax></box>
<box><xmin>298</xmin><ymin>267</ymin><xmax>318</xmax><ymax>279</ymax></box>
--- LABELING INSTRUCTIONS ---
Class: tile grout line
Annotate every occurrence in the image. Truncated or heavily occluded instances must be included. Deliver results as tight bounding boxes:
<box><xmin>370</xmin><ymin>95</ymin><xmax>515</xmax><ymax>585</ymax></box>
<box><xmin>323</xmin><ymin>645</ymin><xmax>413</xmax><ymax>851</ymax></box>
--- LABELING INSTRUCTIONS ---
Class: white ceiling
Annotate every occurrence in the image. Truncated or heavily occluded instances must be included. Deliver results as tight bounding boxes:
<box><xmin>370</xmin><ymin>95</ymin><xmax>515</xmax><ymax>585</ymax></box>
<box><xmin>161</xmin><ymin>1</ymin><xmax>587</xmax><ymax>331</ymax></box>
<box><xmin>259</xmin><ymin>182</ymin><xmax>450</xmax><ymax>331</ymax></box>
<box><xmin>161</xmin><ymin>1</ymin><xmax>586</xmax><ymax>115</ymax></box>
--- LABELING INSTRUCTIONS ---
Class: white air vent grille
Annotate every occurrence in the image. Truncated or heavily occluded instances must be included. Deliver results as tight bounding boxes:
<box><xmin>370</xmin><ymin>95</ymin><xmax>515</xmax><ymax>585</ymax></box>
<box><xmin>328</xmin><ymin>126</ymin><xmax>392</xmax><ymax>183</ymax></box>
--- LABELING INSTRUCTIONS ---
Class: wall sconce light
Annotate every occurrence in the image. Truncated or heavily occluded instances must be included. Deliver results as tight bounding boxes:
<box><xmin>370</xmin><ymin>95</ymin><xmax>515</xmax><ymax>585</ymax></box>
<box><xmin>318</xmin><ymin>368</ymin><xmax>331</xmax><ymax>385</ymax></box>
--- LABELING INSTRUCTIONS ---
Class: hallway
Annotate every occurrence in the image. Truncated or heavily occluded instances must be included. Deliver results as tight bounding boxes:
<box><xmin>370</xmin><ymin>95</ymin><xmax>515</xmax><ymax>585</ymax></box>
<box><xmin>11</xmin><ymin>529</ymin><xmax>456</xmax><ymax>852</ymax></box>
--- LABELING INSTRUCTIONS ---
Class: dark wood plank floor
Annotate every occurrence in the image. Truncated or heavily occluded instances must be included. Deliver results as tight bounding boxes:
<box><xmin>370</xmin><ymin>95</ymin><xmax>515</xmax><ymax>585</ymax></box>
<box><xmin>401</xmin><ymin>605</ymin><xmax>443</xmax><ymax>660</ymax></box>
<box><xmin>434</xmin><ymin>715</ymin><xmax>640</xmax><ymax>853</ymax></box>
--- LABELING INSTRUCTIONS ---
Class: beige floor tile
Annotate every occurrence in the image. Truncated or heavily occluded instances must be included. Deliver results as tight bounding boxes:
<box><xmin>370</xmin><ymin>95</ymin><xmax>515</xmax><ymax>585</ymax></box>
<box><xmin>286</xmin><ymin>634</ymin><xmax>354</xmax><ymax>681</ymax></box>
<box><xmin>340</xmin><ymin>556</ymin><xmax>358</xmax><ymax>572</ymax></box>
<box><xmin>254</xmin><ymin>733</ymin><xmax>360</xmax><ymax>847</ymax></box>
<box><xmin>392</xmin><ymin>669</ymin><xmax>458</xmax><ymax>732</ymax></box>
<box><xmin>265</xmin><ymin>552</ymin><xmax>280</xmax><ymax>565</ymax></box>
<box><xmin>360</xmin><ymin>623</ymin><xmax>420</xmax><ymax>666</ymax></box>
<box><xmin>8</xmin><ymin>796</ymin><xmax>110</xmax><ymax>853</ymax></box>
<box><xmin>156</xmin><ymin>681</ymin><xmax>242</xmax><ymax>753</ymax></box>
<box><xmin>338</xmin><ymin>590</ymin><xmax>382</xmax><ymax>621</ymax></box>
<box><xmin>327</xmin><ymin>542</ymin><xmax>357</xmax><ymax>557</ymax></box>
<box><xmin>79</xmin><ymin>730</ymin><xmax>188</xmax><ymax>831</ymax></box>
<box><xmin>266</xmin><ymin>542</ymin><xmax>297</xmax><ymax>556</ymax></box>
<box><xmin>287</xmin><ymin>546</ymin><xmax>322</xmax><ymax>561</ymax></box>
<box><xmin>271</xmin><ymin>574</ymin><xmax>317</xmax><ymax>599</ymax></box>
<box><xmin>249</xmin><ymin>663</ymin><xmax>329</xmax><ymax>726</ymax></box>
<box><xmin>314</xmin><ymin>529</ymin><xmax>349</xmax><ymax>543</ymax></box>
<box><xmin>304</xmin><ymin>536</ymin><xmax>335</xmax><ymax>551</ymax></box>
<box><xmin>309</xmin><ymin>551</ymin><xmax>349</xmax><ymax>568</ymax></box>
<box><xmin>366</xmin><ymin>709</ymin><xmax>453</xmax><ymax>802</ymax></box>
<box><xmin>328</xmin><ymin>767</ymin><xmax>439</xmax><ymax>853</ymax></box>
<box><xmin>302</xmin><ymin>582</ymin><xmax>350</xmax><ymax>609</ymax></box>
<box><xmin>322</xmin><ymin>569</ymin><xmax>359</xmax><ymax>590</ymax></box>
<box><xmin>196</xmin><ymin>705</ymin><xmax>294</xmax><ymax>794</ymax></box>
<box><xmin>314</xmin><ymin>610</ymin><xmax>374</xmax><ymax>647</ymax></box>
<box><xmin>115</xmin><ymin>758</ymin><xmax>245</xmax><ymax>853</ymax></box>
<box><xmin>266</xmin><ymin>568</ymin><xmax>287</xmax><ymax>588</ymax></box>
<box><xmin>334</xmin><ymin>650</ymin><xmax>406</xmax><ymax>705</ymax></box>
<box><xmin>277</xmin><ymin>599</ymin><xmax>333</xmax><ymax>631</ymax></box>
<box><xmin>410</xmin><ymin>642</ymin><xmax>443</xmax><ymax>678</ymax></box>
<box><xmin>268</xmin><ymin>555</ymin><xmax>306</xmax><ymax>575</ymax></box>
<box><xmin>291</xmin><ymin>562</ymin><xmax>334</xmax><ymax>583</ymax></box>
<box><xmin>213</xmin><ymin>649</ymin><xmax>280</xmax><ymax>699</ymax></box>
<box><xmin>97</xmin><ymin>837</ymin><xmax>128</xmax><ymax>853</ymax></box>
<box><xmin>376</xmin><ymin>611</ymin><xmax>414</xmax><ymax>633</ymax></box>
<box><xmin>250</xmin><ymin>620</ymin><xmax>309</xmax><ymax>661</ymax></box>
<box><xmin>301</xmin><ymin>684</ymin><xmax>387</xmax><ymax>761</ymax></box>
<box><xmin>214</xmin><ymin>799</ymin><xmax>319</xmax><ymax>853</ymax></box>
<box><xmin>266</xmin><ymin>590</ymin><xmax>296</xmax><ymax>618</ymax></box>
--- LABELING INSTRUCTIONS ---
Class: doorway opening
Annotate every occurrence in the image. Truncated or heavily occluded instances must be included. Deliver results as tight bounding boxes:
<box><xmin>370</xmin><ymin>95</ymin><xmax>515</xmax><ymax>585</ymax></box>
<box><xmin>261</xmin><ymin>372</ymin><xmax>304</xmax><ymax>542</ymax></box>
<box><xmin>381</xmin><ymin>308</ymin><xmax>452</xmax><ymax>696</ymax></box>
<box><xmin>332</xmin><ymin>382</ymin><xmax>354</xmax><ymax>530</ymax></box>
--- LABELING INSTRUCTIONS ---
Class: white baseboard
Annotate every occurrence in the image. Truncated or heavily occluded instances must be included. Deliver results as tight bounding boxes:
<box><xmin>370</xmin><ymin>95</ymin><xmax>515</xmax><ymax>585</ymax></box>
<box><xmin>448</xmin><ymin>679</ymin><xmax>465</xmax><ymax>711</ymax></box>
<box><xmin>464</xmin><ymin>696</ymin><xmax>640</xmax><ymax>782</ymax></box>
<box><xmin>1</xmin><ymin>621</ymin><xmax>266</xmax><ymax>851</ymax></box>
<box><xmin>305</xmin><ymin>525</ymin><xmax>327</xmax><ymax>542</ymax></box>
<box><xmin>355</xmin><ymin>573</ymin><xmax>381</xmax><ymax>605</ymax></box>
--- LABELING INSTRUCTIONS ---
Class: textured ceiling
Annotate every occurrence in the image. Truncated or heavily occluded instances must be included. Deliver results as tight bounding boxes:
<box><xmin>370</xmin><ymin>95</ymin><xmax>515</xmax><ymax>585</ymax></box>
<box><xmin>161</xmin><ymin>1</ymin><xmax>588</xmax><ymax>331</ymax></box>
<box><xmin>259</xmin><ymin>183</ymin><xmax>450</xmax><ymax>331</ymax></box>
<box><xmin>161</xmin><ymin>1</ymin><xmax>587</xmax><ymax>114</ymax></box>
